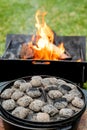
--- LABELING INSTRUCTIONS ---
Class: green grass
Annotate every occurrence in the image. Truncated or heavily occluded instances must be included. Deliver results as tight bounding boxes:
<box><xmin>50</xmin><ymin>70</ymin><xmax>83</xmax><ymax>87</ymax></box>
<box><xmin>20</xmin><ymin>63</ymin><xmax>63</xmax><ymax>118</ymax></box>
<box><xmin>0</xmin><ymin>0</ymin><xmax>87</xmax><ymax>88</ymax></box>
<box><xmin>83</xmin><ymin>83</ymin><xmax>87</xmax><ymax>90</ymax></box>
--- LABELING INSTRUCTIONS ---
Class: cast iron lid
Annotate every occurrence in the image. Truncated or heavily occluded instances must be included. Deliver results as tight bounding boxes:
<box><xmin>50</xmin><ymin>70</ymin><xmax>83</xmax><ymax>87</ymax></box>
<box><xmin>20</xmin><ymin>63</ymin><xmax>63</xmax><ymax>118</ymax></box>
<box><xmin>0</xmin><ymin>75</ymin><xmax>86</xmax><ymax>128</ymax></box>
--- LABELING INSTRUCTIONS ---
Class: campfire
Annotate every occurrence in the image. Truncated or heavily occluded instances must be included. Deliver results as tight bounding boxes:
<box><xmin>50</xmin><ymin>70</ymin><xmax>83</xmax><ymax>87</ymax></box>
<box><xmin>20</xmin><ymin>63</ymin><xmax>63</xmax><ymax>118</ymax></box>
<box><xmin>20</xmin><ymin>10</ymin><xmax>70</xmax><ymax>60</ymax></box>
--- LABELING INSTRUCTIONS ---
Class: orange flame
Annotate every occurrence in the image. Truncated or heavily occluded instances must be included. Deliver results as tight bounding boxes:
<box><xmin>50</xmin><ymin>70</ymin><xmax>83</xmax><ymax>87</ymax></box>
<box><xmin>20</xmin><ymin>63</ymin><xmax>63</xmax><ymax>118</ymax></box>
<box><xmin>35</xmin><ymin>10</ymin><xmax>54</xmax><ymax>43</ymax></box>
<box><xmin>19</xmin><ymin>10</ymin><xmax>83</xmax><ymax>62</ymax></box>
<box><xmin>77</xmin><ymin>59</ymin><xmax>82</xmax><ymax>62</ymax></box>
<box><xmin>28</xmin><ymin>10</ymin><xmax>67</xmax><ymax>60</ymax></box>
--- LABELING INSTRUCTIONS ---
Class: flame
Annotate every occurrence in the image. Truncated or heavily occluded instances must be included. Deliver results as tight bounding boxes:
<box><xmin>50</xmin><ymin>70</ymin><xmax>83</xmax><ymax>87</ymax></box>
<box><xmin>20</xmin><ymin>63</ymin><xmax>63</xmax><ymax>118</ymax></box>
<box><xmin>33</xmin><ymin>41</ymin><xmax>66</xmax><ymax>60</ymax></box>
<box><xmin>29</xmin><ymin>10</ymin><xmax>67</xmax><ymax>60</ymax></box>
<box><xmin>77</xmin><ymin>59</ymin><xmax>82</xmax><ymax>62</ymax></box>
<box><xmin>20</xmin><ymin>10</ymin><xmax>70</xmax><ymax>61</ymax></box>
<box><xmin>20</xmin><ymin>10</ymin><xmax>83</xmax><ymax>62</ymax></box>
<box><xmin>35</xmin><ymin>10</ymin><xmax>54</xmax><ymax>43</ymax></box>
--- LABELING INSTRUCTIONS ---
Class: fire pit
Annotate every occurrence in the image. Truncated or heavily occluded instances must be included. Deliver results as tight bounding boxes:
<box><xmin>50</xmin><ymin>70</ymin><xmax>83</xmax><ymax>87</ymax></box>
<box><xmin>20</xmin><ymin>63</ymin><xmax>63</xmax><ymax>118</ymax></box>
<box><xmin>0</xmin><ymin>75</ymin><xmax>86</xmax><ymax>130</ymax></box>
<box><xmin>0</xmin><ymin>11</ymin><xmax>87</xmax><ymax>87</ymax></box>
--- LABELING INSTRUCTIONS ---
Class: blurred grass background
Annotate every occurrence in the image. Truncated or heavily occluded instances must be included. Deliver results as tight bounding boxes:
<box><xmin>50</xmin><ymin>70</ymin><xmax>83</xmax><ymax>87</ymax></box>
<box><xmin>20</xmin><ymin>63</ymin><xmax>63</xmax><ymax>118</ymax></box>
<box><xmin>0</xmin><ymin>0</ymin><xmax>87</xmax><ymax>88</ymax></box>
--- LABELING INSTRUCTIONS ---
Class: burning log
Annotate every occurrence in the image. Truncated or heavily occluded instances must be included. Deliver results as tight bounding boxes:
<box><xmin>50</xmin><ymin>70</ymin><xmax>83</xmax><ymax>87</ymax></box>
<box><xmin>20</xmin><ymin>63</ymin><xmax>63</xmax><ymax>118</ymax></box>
<box><xmin>33</xmin><ymin>41</ymin><xmax>71</xmax><ymax>60</ymax></box>
<box><xmin>20</xmin><ymin>40</ymin><xmax>71</xmax><ymax>60</ymax></box>
<box><xmin>20</xmin><ymin>43</ymin><xmax>34</xmax><ymax>59</ymax></box>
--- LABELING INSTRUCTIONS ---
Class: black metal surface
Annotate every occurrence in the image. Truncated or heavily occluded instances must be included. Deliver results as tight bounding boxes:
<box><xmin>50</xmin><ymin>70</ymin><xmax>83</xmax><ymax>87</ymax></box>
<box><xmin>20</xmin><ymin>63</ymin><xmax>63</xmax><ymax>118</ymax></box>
<box><xmin>0</xmin><ymin>116</ymin><xmax>80</xmax><ymax>130</ymax></box>
<box><xmin>0</xmin><ymin>118</ymin><xmax>81</xmax><ymax>130</ymax></box>
<box><xmin>0</xmin><ymin>60</ymin><xmax>87</xmax><ymax>85</ymax></box>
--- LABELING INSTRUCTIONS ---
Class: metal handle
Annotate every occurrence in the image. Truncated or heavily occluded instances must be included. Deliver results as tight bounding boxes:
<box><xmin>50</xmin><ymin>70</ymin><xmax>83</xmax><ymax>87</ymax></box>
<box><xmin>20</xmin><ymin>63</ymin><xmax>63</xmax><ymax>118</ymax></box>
<box><xmin>0</xmin><ymin>77</ymin><xmax>27</xmax><ymax>93</ymax></box>
<box><xmin>31</xmin><ymin>60</ymin><xmax>50</xmax><ymax>64</ymax></box>
<box><xmin>0</xmin><ymin>81</ymin><xmax>11</xmax><ymax>93</ymax></box>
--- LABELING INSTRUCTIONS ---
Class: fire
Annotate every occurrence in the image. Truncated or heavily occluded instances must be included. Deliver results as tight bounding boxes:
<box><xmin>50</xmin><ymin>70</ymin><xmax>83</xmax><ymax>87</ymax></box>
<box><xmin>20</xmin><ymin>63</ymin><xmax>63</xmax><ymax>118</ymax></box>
<box><xmin>33</xmin><ymin>41</ymin><xmax>66</xmax><ymax>60</ymax></box>
<box><xmin>35</xmin><ymin>10</ymin><xmax>54</xmax><ymax>43</ymax></box>
<box><xmin>77</xmin><ymin>59</ymin><xmax>82</xmax><ymax>62</ymax></box>
<box><xmin>21</xmin><ymin>10</ymin><xmax>69</xmax><ymax>60</ymax></box>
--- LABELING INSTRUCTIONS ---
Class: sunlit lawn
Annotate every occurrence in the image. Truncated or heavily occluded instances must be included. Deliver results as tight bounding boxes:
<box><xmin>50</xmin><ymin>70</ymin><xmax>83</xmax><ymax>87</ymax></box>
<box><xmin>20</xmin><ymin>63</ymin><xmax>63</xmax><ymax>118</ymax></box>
<box><xmin>0</xmin><ymin>0</ymin><xmax>87</xmax><ymax>88</ymax></box>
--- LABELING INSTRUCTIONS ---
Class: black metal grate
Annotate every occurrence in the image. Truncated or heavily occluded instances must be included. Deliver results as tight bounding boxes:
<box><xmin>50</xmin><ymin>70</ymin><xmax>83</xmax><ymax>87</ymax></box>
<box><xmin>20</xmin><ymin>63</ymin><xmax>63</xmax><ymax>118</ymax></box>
<box><xmin>2</xmin><ymin>34</ymin><xmax>86</xmax><ymax>61</ymax></box>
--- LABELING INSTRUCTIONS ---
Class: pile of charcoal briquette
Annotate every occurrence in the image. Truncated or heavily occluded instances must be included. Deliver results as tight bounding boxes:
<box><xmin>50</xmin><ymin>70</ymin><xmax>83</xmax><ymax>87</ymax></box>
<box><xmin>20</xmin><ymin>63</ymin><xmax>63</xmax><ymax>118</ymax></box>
<box><xmin>0</xmin><ymin>75</ymin><xmax>85</xmax><ymax>122</ymax></box>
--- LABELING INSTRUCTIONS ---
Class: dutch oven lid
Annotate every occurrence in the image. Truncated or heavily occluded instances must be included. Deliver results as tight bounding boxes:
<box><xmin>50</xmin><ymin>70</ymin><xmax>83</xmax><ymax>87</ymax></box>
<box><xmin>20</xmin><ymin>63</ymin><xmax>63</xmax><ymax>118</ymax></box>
<box><xmin>0</xmin><ymin>75</ymin><xmax>86</xmax><ymax>128</ymax></box>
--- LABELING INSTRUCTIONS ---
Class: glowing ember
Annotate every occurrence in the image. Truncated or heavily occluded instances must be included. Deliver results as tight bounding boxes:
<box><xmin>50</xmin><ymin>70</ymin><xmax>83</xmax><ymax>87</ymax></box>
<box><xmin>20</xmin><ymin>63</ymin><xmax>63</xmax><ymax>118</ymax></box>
<box><xmin>20</xmin><ymin>10</ymin><xmax>70</xmax><ymax>60</ymax></box>
<box><xmin>77</xmin><ymin>59</ymin><xmax>82</xmax><ymax>62</ymax></box>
